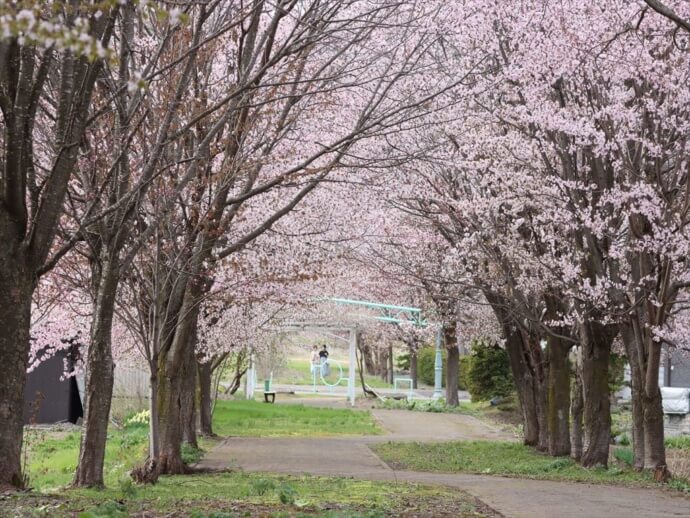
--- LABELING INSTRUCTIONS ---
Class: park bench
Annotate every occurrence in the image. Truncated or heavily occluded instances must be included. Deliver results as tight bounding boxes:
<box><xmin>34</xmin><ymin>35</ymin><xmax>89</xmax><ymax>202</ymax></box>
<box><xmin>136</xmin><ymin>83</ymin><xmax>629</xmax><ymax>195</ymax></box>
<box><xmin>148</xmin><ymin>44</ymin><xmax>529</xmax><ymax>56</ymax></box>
<box><xmin>263</xmin><ymin>377</ymin><xmax>276</xmax><ymax>403</ymax></box>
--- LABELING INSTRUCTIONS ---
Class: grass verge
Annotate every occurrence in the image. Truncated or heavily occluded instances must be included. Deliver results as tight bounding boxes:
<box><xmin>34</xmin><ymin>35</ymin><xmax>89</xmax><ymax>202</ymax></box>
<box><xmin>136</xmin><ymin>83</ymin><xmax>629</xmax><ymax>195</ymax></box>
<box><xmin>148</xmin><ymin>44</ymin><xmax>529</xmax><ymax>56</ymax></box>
<box><xmin>212</xmin><ymin>399</ymin><xmax>380</xmax><ymax>437</ymax></box>
<box><xmin>0</xmin><ymin>472</ymin><xmax>495</xmax><ymax>517</ymax></box>
<box><xmin>23</xmin><ymin>400</ymin><xmax>379</xmax><ymax>491</ymax></box>
<box><xmin>372</xmin><ymin>440</ymin><xmax>690</xmax><ymax>491</ymax></box>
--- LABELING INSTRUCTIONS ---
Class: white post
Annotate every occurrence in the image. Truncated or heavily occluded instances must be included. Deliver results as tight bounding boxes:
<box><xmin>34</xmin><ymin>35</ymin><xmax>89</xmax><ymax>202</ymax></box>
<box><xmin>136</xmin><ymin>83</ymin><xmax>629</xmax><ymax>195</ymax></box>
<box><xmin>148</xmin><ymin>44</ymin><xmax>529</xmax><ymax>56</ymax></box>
<box><xmin>433</xmin><ymin>326</ymin><xmax>443</xmax><ymax>400</ymax></box>
<box><xmin>348</xmin><ymin>328</ymin><xmax>357</xmax><ymax>406</ymax></box>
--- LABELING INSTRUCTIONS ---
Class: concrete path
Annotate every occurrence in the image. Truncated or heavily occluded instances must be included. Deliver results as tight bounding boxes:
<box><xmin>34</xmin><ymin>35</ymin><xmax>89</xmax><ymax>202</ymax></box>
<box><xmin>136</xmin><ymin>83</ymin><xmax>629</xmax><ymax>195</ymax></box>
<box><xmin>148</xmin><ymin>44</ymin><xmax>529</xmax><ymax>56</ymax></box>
<box><xmin>200</xmin><ymin>407</ymin><xmax>690</xmax><ymax>518</ymax></box>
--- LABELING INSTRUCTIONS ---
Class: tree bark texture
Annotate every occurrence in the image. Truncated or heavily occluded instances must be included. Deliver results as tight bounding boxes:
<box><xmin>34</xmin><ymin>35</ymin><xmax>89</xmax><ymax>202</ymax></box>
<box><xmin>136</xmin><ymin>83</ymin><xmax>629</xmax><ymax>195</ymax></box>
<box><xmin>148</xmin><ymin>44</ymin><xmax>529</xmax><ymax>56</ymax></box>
<box><xmin>570</xmin><ymin>348</ymin><xmax>584</xmax><ymax>462</ymax></box>
<box><xmin>546</xmin><ymin>335</ymin><xmax>571</xmax><ymax>456</ymax></box>
<box><xmin>444</xmin><ymin>323</ymin><xmax>459</xmax><ymax>406</ymax></box>
<box><xmin>181</xmin><ymin>349</ymin><xmax>198</xmax><ymax>449</ymax></box>
<box><xmin>73</xmin><ymin>259</ymin><xmax>119</xmax><ymax>487</ymax></box>
<box><xmin>198</xmin><ymin>360</ymin><xmax>214</xmax><ymax>437</ymax></box>
<box><xmin>0</xmin><ymin>261</ymin><xmax>32</xmax><ymax>488</ymax></box>
<box><xmin>504</xmin><ymin>325</ymin><xmax>542</xmax><ymax>447</ymax></box>
<box><xmin>579</xmin><ymin>321</ymin><xmax>613</xmax><ymax>467</ymax></box>
<box><xmin>620</xmin><ymin>323</ymin><xmax>645</xmax><ymax>469</ymax></box>
<box><xmin>155</xmin><ymin>280</ymin><xmax>203</xmax><ymax>474</ymax></box>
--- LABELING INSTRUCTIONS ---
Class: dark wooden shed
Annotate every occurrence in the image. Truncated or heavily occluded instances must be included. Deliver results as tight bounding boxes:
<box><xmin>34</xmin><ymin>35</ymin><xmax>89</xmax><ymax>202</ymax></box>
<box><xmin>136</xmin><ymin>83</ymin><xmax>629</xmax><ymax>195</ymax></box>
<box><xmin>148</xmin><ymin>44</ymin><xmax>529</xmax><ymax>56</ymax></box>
<box><xmin>23</xmin><ymin>348</ymin><xmax>83</xmax><ymax>425</ymax></box>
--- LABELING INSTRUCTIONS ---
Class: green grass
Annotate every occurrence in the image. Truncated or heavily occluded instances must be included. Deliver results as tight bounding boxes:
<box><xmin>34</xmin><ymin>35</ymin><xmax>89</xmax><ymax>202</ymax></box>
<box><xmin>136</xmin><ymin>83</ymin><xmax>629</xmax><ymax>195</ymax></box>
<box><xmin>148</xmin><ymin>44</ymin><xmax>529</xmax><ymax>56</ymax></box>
<box><xmin>372</xmin><ymin>440</ymin><xmax>672</xmax><ymax>488</ymax></box>
<box><xmin>2</xmin><ymin>472</ymin><xmax>487</xmax><ymax>517</ymax></box>
<box><xmin>666</xmin><ymin>436</ymin><xmax>690</xmax><ymax>450</ymax></box>
<box><xmin>273</xmin><ymin>359</ymin><xmax>393</xmax><ymax>389</ymax></box>
<box><xmin>25</xmin><ymin>424</ymin><xmax>149</xmax><ymax>490</ymax></box>
<box><xmin>24</xmin><ymin>401</ymin><xmax>379</xmax><ymax>492</ymax></box>
<box><xmin>212</xmin><ymin>399</ymin><xmax>380</xmax><ymax>437</ymax></box>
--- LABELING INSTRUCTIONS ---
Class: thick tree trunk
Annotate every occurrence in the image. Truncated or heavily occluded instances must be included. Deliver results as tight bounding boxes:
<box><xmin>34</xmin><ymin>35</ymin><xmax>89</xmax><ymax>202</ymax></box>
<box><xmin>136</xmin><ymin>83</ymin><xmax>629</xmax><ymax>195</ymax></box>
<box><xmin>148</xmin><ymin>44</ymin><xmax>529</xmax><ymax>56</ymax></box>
<box><xmin>570</xmin><ymin>348</ymin><xmax>584</xmax><ymax>462</ymax></box>
<box><xmin>410</xmin><ymin>348</ymin><xmax>418</xmax><ymax>389</ymax></box>
<box><xmin>484</xmin><ymin>290</ymin><xmax>544</xmax><ymax>447</ymax></box>
<box><xmin>642</xmin><ymin>333</ymin><xmax>668</xmax><ymax>479</ymax></box>
<box><xmin>198</xmin><ymin>360</ymin><xmax>214</xmax><ymax>437</ymax></box>
<box><xmin>620</xmin><ymin>323</ymin><xmax>644</xmax><ymax>469</ymax></box>
<box><xmin>155</xmin><ymin>286</ymin><xmax>201</xmax><ymax>474</ymax></box>
<box><xmin>0</xmin><ymin>263</ymin><xmax>32</xmax><ymax>489</ymax></box>
<box><xmin>504</xmin><ymin>328</ymin><xmax>541</xmax><ymax>447</ymax></box>
<box><xmin>156</xmin><ymin>365</ymin><xmax>186</xmax><ymax>474</ymax></box>
<box><xmin>580</xmin><ymin>321</ymin><xmax>613</xmax><ymax>468</ymax></box>
<box><xmin>73</xmin><ymin>260</ymin><xmax>119</xmax><ymax>487</ymax></box>
<box><xmin>546</xmin><ymin>336</ymin><xmax>571</xmax><ymax>456</ymax></box>
<box><xmin>535</xmin><ymin>377</ymin><xmax>549</xmax><ymax>452</ymax></box>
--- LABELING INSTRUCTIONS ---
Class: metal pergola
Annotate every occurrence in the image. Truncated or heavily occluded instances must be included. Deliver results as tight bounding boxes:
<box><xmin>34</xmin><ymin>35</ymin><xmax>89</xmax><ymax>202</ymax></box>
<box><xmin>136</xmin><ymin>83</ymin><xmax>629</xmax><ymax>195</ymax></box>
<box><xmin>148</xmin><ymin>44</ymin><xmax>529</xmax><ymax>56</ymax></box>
<box><xmin>250</xmin><ymin>298</ymin><xmax>443</xmax><ymax>405</ymax></box>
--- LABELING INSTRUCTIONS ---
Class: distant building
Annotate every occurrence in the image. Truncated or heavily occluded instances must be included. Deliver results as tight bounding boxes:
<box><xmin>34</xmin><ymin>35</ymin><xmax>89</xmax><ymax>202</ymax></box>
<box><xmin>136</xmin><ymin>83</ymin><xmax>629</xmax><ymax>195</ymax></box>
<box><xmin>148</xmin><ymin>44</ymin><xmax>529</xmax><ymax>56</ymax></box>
<box><xmin>663</xmin><ymin>349</ymin><xmax>690</xmax><ymax>388</ymax></box>
<box><xmin>23</xmin><ymin>348</ymin><xmax>83</xmax><ymax>425</ymax></box>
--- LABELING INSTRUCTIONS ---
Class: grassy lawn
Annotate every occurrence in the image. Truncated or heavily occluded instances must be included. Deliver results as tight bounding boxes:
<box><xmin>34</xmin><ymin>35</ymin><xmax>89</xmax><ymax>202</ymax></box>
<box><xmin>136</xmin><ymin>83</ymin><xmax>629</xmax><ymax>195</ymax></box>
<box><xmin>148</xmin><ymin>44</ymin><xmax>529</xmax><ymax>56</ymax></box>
<box><xmin>213</xmin><ymin>399</ymin><xmax>380</xmax><ymax>437</ymax></box>
<box><xmin>372</xmin><ymin>440</ymin><xmax>690</xmax><ymax>491</ymax></box>
<box><xmin>23</xmin><ymin>400</ymin><xmax>379</xmax><ymax>492</ymax></box>
<box><xmin>3</xmin><ymin>471</ymin><xmax>492</xmax><ymax>517</ymax></box>
<box><xmin>273</xmin><ymin>358</ymin><xmax>393</xmax><ymax>390</ymax></box>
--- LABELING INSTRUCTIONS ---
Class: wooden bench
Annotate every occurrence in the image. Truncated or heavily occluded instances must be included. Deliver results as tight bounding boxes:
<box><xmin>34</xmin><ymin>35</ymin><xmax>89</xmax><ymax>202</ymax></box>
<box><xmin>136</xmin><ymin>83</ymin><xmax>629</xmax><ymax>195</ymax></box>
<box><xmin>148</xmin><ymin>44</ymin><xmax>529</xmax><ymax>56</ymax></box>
<box><xmin>264</xmin><ymin>391</ymin><xmax>276</xmax><ymax>403</ymax></box>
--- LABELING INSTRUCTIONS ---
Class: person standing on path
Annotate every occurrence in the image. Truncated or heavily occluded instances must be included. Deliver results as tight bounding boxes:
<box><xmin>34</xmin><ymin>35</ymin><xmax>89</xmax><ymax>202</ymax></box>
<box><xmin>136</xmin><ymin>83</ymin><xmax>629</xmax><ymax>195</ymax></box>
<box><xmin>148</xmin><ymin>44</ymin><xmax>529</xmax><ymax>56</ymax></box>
<box><xmin>310</xmin><ymin>345</ymin><xmax>320</xmax><ymax>375</ymax></box>
<box><xmin>319</xmin><ymin>344</ymin><xmax>330</xmax><ymax>377</ymax></box>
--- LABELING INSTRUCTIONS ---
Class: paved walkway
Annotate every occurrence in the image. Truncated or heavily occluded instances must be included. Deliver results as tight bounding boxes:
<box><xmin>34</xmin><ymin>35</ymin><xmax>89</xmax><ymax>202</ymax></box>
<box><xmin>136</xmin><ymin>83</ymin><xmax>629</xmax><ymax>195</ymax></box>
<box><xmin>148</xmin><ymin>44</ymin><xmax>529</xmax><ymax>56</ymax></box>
<box><xmin>200</xmin><ymin>407</ymin><xmax>690</xmax><ymax>518</ymax></box>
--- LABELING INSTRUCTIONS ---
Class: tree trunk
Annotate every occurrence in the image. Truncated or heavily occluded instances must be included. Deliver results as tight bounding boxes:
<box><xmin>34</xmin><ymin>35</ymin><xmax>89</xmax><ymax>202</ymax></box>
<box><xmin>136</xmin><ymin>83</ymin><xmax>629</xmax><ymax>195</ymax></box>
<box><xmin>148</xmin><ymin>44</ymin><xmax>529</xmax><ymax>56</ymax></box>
<box><xmin>535</xmin><ymin>377</ymin><xmax>549</xmax><ymax>452</ymax></box>
<box><xmin>620</xmin><ymin>323</ymin><xmax>644</xmax><ymax>470</ymax></box>
<box><xmin>379</xmin><ymin>348</ymin><xmax>389</xmax><ymax>382</ymax></box>
<box><xmin>445</xmin><ymin>322</ymin><xmax>459</xmax><ymax>406</ymax></box>
<box><xmin>73</xmin><ymin>259</ymin><xmax>119</xmax><ymax>487</ymax></box>
<box><xmin>362</xmin><ymin>342</ymin><xmax>376</xmax><ymax>376</ymax></box>
<box><xmin>642</xmin><ymin>331</ymin><xmax>668</xmax><ymax>479</ymax></box>
<box><xmin>504</xmin><ymin>327</ymin><xmax>541</xmax><ymax>447</ymax></box>
<box><xmin>155</xmin><ymin>284</ymin><xmax>201</xmax><ymax>474</ymax></box>
<box><xmin>410</xmin><ymin>348</ymin><xmax>418</xmax><ymax>389</ymax></box>
<box><xmin>580</xmin><ymin>321</ymin><xmax>613</xmax><ymax>468</ymax></box>
<box><xmin>156</xmin><ymin>364</ymin><xmax>186</xmax><ymax>474</ymax></box>
<box><xmin>484</xmin><ymin>290</ymin><xmax>544</xmax><ymax>448</ymax></box>
<box><xmin>181</xmin><ymin>345</ymin><xmax>198</xmax><ymax>449</ymax></box>
<box><xmin>388</xmin><ymin>345</ymin><xmax>394</xmax><ymax>384</ymax></box>
<box><xmin>0</xmin><ymin>263</ymin><xmax>32</xmax><ymax>489</ymax></box>
<box><xmin>570</xmin><ymin>348</ymin><xmax>584</xmax><ymax>462</ymax></box>
<box><xmin>546</xmin><ymin>336</ymin><xmax>571</xmax><ymax>456</ymax></box>
<box><xmin>198</xmin><ymin>360</ymin><xmax>214</xmax><ymax>437</ymax></box>
<box><xmin>446</xmin><ymin>346</ymin><xmax>460</xmax><ymax>406</ymax></box>
<box><xmin>149</xmin><ymin>370</ymin><xmax>160</xmax><ymax>460</ymax></box>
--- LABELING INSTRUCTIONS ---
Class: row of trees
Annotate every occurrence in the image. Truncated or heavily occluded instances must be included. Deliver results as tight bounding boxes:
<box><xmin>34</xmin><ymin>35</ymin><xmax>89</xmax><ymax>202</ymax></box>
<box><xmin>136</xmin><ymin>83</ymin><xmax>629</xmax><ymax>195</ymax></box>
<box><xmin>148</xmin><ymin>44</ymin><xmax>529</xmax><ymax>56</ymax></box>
<box><xmin>0</xmin><ymin>0</ymin><xmax>462</xmax><ymax>488</ymax></box>
<box><xmin>368</xmin><ymin>0</ymin><xmax>690</xmax><ymax>478</ymax></box>
<box><xmin>2</xmin><ymin>0</ymin><xmax>689</xmax><ymax>490</ymax></box>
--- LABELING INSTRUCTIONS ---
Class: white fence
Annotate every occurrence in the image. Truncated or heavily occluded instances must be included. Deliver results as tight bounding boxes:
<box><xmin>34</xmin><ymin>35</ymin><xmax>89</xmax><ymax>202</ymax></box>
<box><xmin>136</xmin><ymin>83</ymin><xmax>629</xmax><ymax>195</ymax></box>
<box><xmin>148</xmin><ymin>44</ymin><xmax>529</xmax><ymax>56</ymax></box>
<box><xmin>113</xmin><ymin>365</ymin><xmax>150</xmax><ymax>400</ymax></box>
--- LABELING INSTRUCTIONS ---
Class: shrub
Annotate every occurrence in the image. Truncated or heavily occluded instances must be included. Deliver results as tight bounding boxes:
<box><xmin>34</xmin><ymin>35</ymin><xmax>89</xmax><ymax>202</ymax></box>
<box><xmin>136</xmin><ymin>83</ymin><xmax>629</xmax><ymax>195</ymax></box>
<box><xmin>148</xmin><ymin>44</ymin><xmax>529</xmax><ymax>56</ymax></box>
<box><xmin>250</xmin><ymin>478</ymin><xmax>276</xmax><ymax>496</ymax></box>
<box><xmin>609</xmin><ymin>353</ymin><xmax>626</xmax><ymax>395</ymax></box>
<box><xmin>613</xmin><ymin>447</ymin><xmax>634</xmax><ymax>467</ymax></box>
<box><xmin>396</xmin><ymin>351</ymin><xmax>411</xmax><ymax>372</ymax></box>
<box><xmin>417</xmin><ymin>346</ymin><xmax>442</xmax><ymax>386</ymax></box>
<box><xmin>465</xmin><ymin>341</ymin><xmax>513</xmax><ymax>402</ymax></box>
<box><xmin>278</xmin><ymin>483</ymin><xmax>298</xmax><ymax>504</ymax></box>
<box><xmin>417</xmin><ymin>347</ymin><xmax>469</xmax><ymax>390</ymax></box>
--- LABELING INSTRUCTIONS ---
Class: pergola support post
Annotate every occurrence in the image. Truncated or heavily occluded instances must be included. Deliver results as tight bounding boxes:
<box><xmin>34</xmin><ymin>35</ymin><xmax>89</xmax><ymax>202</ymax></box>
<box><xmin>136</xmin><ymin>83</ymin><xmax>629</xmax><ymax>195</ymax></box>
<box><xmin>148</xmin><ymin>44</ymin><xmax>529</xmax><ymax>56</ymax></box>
<box><xmin>348</xmin><ymin>328</ymin><xmax>357</xmax><ymax>406</ymax></box>
<box><xmin>433</xmin><ymin>327</ymin><xmax>443</xmax><ymax>400</ymax></box>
